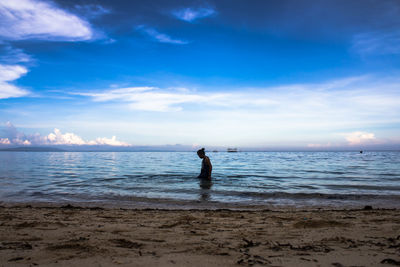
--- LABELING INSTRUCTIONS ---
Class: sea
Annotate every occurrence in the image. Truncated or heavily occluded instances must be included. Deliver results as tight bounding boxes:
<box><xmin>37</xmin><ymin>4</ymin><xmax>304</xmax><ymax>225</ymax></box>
<box><xmin>1</xmin><ymin>151</ymin><xmax>399</xmax><ymax>209</ymax></box>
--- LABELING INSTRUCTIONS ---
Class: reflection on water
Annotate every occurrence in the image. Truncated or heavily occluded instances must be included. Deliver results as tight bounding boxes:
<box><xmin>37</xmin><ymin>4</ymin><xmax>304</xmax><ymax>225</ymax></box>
<box><xmin>199</xmin><ymin>178</ymin><xmax>213</xmax><ymax>201</ymax></box>
<box><xmin>0</xmin><ymin>151</ymin><xmax>399</xmax><ymax>207</ymax></box>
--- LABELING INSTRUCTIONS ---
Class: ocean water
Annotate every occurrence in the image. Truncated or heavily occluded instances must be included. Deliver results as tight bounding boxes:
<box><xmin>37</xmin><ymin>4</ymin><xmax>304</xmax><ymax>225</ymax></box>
<box><xmin>0</xmin><ymin>151</ymin><xmax>399</xmax><ymax>208</ymax></box>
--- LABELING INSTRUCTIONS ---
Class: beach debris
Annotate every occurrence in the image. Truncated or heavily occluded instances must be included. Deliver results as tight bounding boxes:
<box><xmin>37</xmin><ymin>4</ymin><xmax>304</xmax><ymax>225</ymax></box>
<box><xmin>381</xmin><ymin>258</ymin><xmax>400</xmax><ymax>265</ymax></box>
<box><xmin>290</xmin><ymin>244</ymin><xmax>333</xmax><ymax>253</ymax></box>
<box><xmin>242</xmin><ymin>238</ymin><xmax>260</xmax><ymax>248</ymax></box>
<box><xmin>137</xmin><ymin>238</ymin><xmax>165</xmax><ymax>243</ymax></box>
<box><xmin>14</xmin><ymin>221</ymin><xmax>39</xmax><ymax>228</ymax></box>
<box><xmin>8</xmin><ymin>256</ymin><xmax>24</xmax><ymax>262</ymax></box>
<box><xmin>322</xmin><ymin>236</ymin><xmax>357</xmax><ymax>248</ymax></box>
<box><xmin>69</xmin><ymin>237</ymin><xmax>89</xmax><ymax>242</ymax></box>
<box><xmin>159</xmin><ymin>214</ymin><xmax>196</xmax><ymax>228</ymax></box>
<box><xmin>300</xmin><ymin>257</ymin><xmax>318</xmax><ymax>262</ymax></box>
<box><xmin>237</xmin><ymin>254</ymin><xmax>271</xmax><ymax>265</ymax></box>
<box><xmin>1</xmin><ymin>241</ymin><xmax>32</xmax><ymax>250</ymax></box>
<box><xmin>293</xmin><ymin>219</ymin><xmax>348</xmax><ymax>228</ymax></box>
<box><xmin>266</xmin><ymin>241</ymin><xmax>333</xmax><ymax>253</ymax></box>
<box><xmin>89</xmin><ymin>206</ymin><xmax>104</xmax><ymax>210</ymax></box>
<box><xmin>61</xmin><ymin>204</ymin><xmax>82</xmax><ymax>210</ymax></box>
<box><xmin>60</xmin><ymin>204</ymin><xmax>103</xmax><ymax>210</ymax></box>
<box><xmin>159</xmin><ymin>221</ymin><xmax>181</xmax><ymax>228</ymax></box>
<box><xmin>47</xmin><ymin>243</ymin><xmax>93</xmax><ymax>252</ymax></box>
<box><xmin>363</xmin><ymin>205</ymin><xmax>373</xmax><ymax>210</ymax></box>
<box><xmin>110</xmin><ymin>238</ymin><xmax>143</xmax><ymax>249</ymax></box>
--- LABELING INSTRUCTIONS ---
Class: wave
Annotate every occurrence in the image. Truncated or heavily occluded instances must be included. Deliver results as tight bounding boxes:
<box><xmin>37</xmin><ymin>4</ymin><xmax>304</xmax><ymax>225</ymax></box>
<box><xmin>16</xmin><ymin>189</ymin><xmax>400</xmax><ymax>202</ymax></box>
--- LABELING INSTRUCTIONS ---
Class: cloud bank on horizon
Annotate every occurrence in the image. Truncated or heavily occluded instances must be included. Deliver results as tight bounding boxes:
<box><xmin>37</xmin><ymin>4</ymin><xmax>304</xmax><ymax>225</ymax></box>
<box><xmin>0</xmin><ymin>122</ymin><xmax>130</xmax><ymax>147</ymax></box>
<box><xmin>0</xmin><ymin>122</ymin><xmax>382</xmax><ymax>149</ymax></box>
<box><xmin>0</xmin><ymin>0</ymin><xmax>400</xmax><ymax>149</ymax></box>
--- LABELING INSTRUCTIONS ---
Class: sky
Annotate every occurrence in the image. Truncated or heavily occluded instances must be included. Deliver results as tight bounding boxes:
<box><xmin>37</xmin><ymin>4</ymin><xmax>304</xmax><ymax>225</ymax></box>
<box><xmin>0</xmin><ymin>0</ymin><xmax>400</xmax><ymax>150</ymax></box>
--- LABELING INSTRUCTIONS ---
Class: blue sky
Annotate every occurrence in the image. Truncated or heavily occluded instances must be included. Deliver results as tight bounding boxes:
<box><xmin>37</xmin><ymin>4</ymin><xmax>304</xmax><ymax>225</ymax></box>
<box><xmin>1</xmin><ymin>0</ymin><xmax>400</xmax><ymax>149</ymax></box>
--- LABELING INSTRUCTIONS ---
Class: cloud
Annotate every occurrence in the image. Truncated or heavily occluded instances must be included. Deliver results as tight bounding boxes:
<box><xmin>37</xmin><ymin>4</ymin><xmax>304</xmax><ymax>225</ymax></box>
<box><xmin>0</xmin><ymin>0</ymin><xmax>108</xmax><ymax>100</ymax></box>
<box><xmin>0</xmin><ymin>122</ymin><xmax>131</xmax><ymax>146</ymax></box>
<box><xmin>0</xmin><ymin>0</ymin><xmax>94</xmax><ymax>41</ymax></box>
<box><xmin>75</xmin><ymin>86</ymin><xmax>227</xmax><ymax>112</ymax></box>
<box><xmin>66</xmin><ymin>75</ymin><xmax>400</xmax><ymax>147</ymax></box>
<box><xmin>0</xmin><ymin>64</ymin><xmax>29</xmax><ymax>99</ymax></box>
<box><xmin>136</xmin><ymin>25</ymin><xmax>188</xmax><ymax>44</ymax></box>
<box><xmin>1</xmin><ymin>122</ymin><xmax>30</xmax><ymax>145</ymax></box>
<box><xmin>0</xmin><ymin>45</ymin><xmax>32</xmax><ymax>64</ymax></box>
<box><xmin>76</xmin><ymin>87</ymin><xmax>156</xmax><ymax>101</ymax></box>
<box><xmin>307</xmin><ymin>143</ymin><xmax>332</xmax><ymax>148</ymax></box>
<box><xmin>87</xmin><ymin>136</ymin><xmax>130</xmax><ymax>146</ymax></box>
<box><xmin>44</xmin><ymin>128</ymin><xmax>86</xmax><ymax>145</ymax></box>
<box><xmin>73</xmin><ymin>4</ymin><xmax>110</xmax><ymax>18</ymax></box>
<box><xmin>172</xmin><ymin>7</ymin><xmax>216</xmax><ymax>22</ymax></box>
<box><xmin>0</xmin><ymin>138</ymin><xmax>10</xmax><ymax>144</ymax></box>
<box><xmin>75</xmin><ymin>75</ymin><xmax>400</xmax><ymax>117</ymax></box>
<box><xmin>352</xmin><ymin>31</ymin><xmax>400</xmax><ymax>55</ymax></box>
<box><xmin>0</xmin><ymin>65</ymin><xmax>28</xmax><ymax>82</ymax></box>
<box><xmin>343</xmin><ymin>131</ymin><xmax>376</xmax><ymax>146</ymax></box>
<box><xmin>308</xmin><ymin>132</ymin><xmax>378</xmax><ymax>148</ymax></box>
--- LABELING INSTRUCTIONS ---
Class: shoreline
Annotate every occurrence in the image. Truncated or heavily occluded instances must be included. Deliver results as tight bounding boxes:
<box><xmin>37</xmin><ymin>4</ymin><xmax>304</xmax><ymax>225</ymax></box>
<box><xmin>1</xmin><ymin>196</ymin><xmax>399</xmax><ymax>211</ymax></box>
<box><xmin>2</xmin><ymin>201</ymin><xmax>398</xmax><ymax>211</ymax></box>
<box><xmin>1</xmin><ymin>204</ymin><xmax>400</xmax><ymax>266</ymax></box>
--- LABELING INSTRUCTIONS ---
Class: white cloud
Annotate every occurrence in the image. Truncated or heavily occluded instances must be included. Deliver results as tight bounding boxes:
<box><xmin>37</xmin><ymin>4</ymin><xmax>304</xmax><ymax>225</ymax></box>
<box><xmin>136</xmin><ymin>25</ymin><xmax>188</xmax><ymax>44</ymax></box>
<box><xmin>68</xmin><ymin>75</ymin><xmax>400</xmax><ymax>147</ymax></box>
<box><xmin>0</xmin><ymin>138</ymin><xmax>10</xmax><ymax>144</ymax></box>
<box><xmin>343</xmin><ymin>131</ymin><xmax>376</xmax><ymax>145</ymax></box>
<box><xmin>352</xmin><ymin>31</ymin><xmax>400</xmax><ymax>55</ymax></box>
<box><xmin>172</xmin><ymin>7</ymin><xmax>216</xmax><ymax>22</ymax></box>
<box><xmin>75</xmin><ymin>75</ymin><xmax>400</xmax><ymax>117</ymax></box>
<box><xmin>0</xmin><ymin>0</ymin><xmax>105</xmax><ymax>100</ymax></box>
<box><xmin>0</xmin><ymin>64</ymin><xmax>29</xmax><ymax>99</ymax></box>
<box><xmin>1</xmin><ymin>121</ymin><xmax>30</xmax><ymax>145</ymax></box>
<box><xmin>73</xmin><ymin>4</ymin><xmax>110</xmax><ymax>18</ymax></box>
<box><xmin>0</xmin><ymin>122</ymin><xmax>131</xmax><ymax>146</ymax></box>
<box><xmin>75</xmin><ymin>86</ymin><xmax>227</xmax><ymax>111</ymax></box>
<box><xmin>77</xmin><ymin>87</ymin><xmax>156</xmax><ymax>101</ymax></box>
<box><xmin>45</xmin><ymin>128</ymin><xmax>86</xmax><ymax>145</ymax></box>
<box><xmin>0</xmin><ymin>0</ymin><xmax>94</xmax><ymax>41</ymax></box>
<box><xmin>88</xmin><ymin>136</ymin><xmax>130</xmax><ymax>146</ymax></box>
<box><xmin>0</xmin><ymin>45</ymin><xmax>32</xmax><ymax>64</ymax></box>
<box><xmin>0</xmin><ymin>64</ymin><xmax>27</xmax><ymax>81</ymax></box>
<box><xmin>307</xmin><ymin>131</ymin><xmax>379</xmax><ymax>148</ymax></box>
<box><xmin>307</xmin><ymin>143</ymin><xmax>332</xmax><ymax>148</ymax></box>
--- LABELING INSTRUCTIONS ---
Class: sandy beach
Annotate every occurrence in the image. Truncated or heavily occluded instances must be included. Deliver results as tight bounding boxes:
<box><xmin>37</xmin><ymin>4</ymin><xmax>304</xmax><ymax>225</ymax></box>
<box><xmin>1</xmin><ymin>205</ymin><xmax>399</xmax><ymax>266</ymax></box>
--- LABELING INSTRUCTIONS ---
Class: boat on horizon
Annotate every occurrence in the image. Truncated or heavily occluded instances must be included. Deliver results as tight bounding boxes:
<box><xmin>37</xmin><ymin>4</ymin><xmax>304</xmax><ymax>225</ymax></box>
<box><xmin>227</xmin><ymin>148</ymin><xmax>238</xmax><ymax>152</ymax></box>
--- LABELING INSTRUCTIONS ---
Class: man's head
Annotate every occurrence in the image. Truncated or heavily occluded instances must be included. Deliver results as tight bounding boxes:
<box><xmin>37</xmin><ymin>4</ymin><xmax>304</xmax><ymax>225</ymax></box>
<box><xmin>197</xmin><ymin>148</ymin><xmax>205</xmax><ymax>158</ymax></box>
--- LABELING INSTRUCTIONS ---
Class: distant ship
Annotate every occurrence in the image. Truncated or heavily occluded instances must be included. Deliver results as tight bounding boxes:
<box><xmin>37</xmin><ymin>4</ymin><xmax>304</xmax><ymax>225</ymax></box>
<box><xmin>227</xmin><ymin>148</ymin><xmax>238</xmax><ymax>152</ymax></box>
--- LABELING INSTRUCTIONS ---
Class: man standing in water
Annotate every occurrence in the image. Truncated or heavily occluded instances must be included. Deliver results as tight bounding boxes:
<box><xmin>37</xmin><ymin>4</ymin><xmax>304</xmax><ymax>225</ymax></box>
<box><xmin>197</xmin><ymin>148</ymin><xmax>212</xmax><ymax>180</ymax></box>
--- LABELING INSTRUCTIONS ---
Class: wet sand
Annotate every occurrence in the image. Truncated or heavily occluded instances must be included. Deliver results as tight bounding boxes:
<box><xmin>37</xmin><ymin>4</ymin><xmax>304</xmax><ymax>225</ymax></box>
<box><xmin>1</xmin><ymin>205</ymin><xmax>400</xmax><ymax>266</ymax></box>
